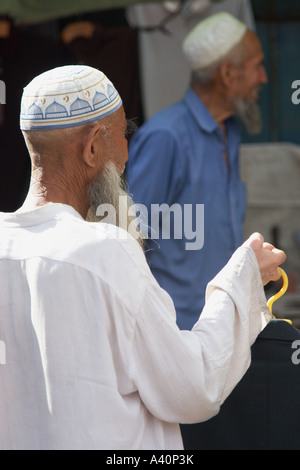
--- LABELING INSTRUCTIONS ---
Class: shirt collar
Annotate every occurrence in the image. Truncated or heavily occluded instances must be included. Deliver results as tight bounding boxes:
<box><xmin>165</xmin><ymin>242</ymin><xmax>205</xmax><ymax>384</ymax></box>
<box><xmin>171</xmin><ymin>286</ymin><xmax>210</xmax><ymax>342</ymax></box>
<box><xmin>1</xmin><ymin>203</ymin><xmax>84</xmax><ymax>227</ymax></box>
<box><xmin>183</xmin><ymin>88</ymin><xmax>221</xmax><ymax>134</ymax></box>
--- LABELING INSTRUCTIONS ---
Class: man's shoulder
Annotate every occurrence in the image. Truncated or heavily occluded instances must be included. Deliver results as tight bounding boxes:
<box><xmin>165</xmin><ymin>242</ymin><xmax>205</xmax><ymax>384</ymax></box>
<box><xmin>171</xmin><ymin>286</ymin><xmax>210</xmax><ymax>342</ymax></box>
<box><xmin>139</xmin><ymin>99</ymin><xmax>188</xmax><ymax>132</ymax></box>
<box><xmin>58</xmin><ymin>218</ymin><xmax>153</xmax><ymax>310</ymax></box>
<box><xmin>57</xmin><ymin>214</ymin><xmax>147</xmax><ymax>270</ymax></box>
<box><xmin>1</xmin><ymin>204</ymin><xmax>147</xmax><ymax>276</ymax></box>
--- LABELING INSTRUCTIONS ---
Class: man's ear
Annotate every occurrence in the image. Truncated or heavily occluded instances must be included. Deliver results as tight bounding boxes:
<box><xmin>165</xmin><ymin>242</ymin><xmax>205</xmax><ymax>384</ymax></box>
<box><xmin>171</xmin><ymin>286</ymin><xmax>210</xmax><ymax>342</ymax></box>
<box><xmin>82</xmin><ymin>125</ymin><xmax>101</xmax><ymax>168</ymax></box>
<box><xmin>219</xmin><ymin>61</ymin><xmax>239</xmax><ymax>88</ymax></box>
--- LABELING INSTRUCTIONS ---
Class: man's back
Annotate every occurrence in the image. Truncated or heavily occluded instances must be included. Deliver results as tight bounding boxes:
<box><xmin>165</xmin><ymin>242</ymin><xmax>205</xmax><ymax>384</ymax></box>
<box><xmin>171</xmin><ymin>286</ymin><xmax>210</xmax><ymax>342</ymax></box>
<box><xmin>0</xmin><ymin>203</ymin><xmax>181</xmax><ymax>449</ymax></box>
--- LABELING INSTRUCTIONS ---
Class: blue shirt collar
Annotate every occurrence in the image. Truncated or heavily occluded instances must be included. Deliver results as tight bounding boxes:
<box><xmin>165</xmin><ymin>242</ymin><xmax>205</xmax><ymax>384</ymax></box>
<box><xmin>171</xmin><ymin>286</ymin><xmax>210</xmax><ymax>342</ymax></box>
<box><xmin>183</xmin><ymin>88</ymin><xmax>221</xmax><ymax>134</ymax></box>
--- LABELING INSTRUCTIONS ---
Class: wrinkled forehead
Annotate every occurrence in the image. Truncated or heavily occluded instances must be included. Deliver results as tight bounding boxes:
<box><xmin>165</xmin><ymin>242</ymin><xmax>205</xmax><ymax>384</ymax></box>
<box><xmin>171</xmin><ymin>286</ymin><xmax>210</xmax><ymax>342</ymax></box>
<box><xmin>242</xmin><ymin>30</ymin><xmax>264</xmax><ymax>60</ymax></box>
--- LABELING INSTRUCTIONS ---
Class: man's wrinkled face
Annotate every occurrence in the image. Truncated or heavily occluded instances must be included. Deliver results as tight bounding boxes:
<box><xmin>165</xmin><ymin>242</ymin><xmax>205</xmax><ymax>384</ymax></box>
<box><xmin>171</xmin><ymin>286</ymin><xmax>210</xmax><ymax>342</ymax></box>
<box><xmin>100</xmin><ymin>106</ymin><xmax>129</xmax><ymax>175</ymax></box>
<box><xmin>230</xmin><ymin>31</ymin><xmax>268</xmax><ymax>134</ymax></box>
<box><xmin>87</xmin><ymin>106</ymin><xmax>130</xmax><ymax>215</ymax></box>
<box><xmin>235</xmin><ymin>31</ymin><xmax>268</xmax><ymax>104</ymax></box>
<box><xmin>86</xmin><ymin>112</ymin><xmax>143</xmax><ymax>246</ymax></box>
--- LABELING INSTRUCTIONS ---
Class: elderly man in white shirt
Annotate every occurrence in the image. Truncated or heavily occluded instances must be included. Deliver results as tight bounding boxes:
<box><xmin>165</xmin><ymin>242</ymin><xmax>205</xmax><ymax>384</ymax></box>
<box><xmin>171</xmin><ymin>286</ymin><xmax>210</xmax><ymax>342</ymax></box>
<box><xmin>0</xmin><ymin>65</ymin><xmax>285</xmax><ymax>450</ymax></box>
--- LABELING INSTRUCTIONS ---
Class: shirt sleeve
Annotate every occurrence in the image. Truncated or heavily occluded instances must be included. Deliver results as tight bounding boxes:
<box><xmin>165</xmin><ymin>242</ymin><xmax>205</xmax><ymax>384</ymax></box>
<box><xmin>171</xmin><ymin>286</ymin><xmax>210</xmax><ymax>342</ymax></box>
<box><xmin>130</xmin><ymin>246</ymin><xmax>271</xmax><ymax>424</ymax></box>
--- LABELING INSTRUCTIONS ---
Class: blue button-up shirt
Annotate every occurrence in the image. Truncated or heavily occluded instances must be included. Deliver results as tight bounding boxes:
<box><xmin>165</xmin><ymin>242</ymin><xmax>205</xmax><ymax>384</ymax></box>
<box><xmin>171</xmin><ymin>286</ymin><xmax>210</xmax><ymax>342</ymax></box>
<box><xmin>127</xmin><ymin>89</ymin><xmax>246</xmax><ymax>330</ymax></box>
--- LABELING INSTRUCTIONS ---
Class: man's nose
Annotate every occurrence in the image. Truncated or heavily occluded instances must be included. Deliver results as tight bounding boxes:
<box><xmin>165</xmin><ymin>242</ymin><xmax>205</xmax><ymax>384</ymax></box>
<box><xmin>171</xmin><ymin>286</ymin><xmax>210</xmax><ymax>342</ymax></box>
<box><xmin>261</xmin><ymin>66</ymin><xmax>268</xmax><ymax>84</ymax></box>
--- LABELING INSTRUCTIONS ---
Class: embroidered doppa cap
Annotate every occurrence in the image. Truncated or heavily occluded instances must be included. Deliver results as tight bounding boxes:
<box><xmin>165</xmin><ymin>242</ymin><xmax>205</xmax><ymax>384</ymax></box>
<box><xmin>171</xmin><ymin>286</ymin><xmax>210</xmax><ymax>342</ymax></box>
<box><xmin>20</xmin><ymin>65</ymin><xmax>122</xmax><ymax>130</ymax></box>
<box><xmin>182</xmin><ymin>12</ymin><xmax>247</xmax><ymax>70</ymax></box>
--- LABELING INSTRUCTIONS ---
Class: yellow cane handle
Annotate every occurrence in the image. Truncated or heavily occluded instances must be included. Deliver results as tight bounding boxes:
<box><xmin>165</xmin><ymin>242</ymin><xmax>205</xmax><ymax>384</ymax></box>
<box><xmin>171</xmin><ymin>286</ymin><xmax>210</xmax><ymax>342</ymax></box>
<box><xmin>267</xmin><ymin>268</ymin><xmax>292</xmax><ymax>324</ymax></box>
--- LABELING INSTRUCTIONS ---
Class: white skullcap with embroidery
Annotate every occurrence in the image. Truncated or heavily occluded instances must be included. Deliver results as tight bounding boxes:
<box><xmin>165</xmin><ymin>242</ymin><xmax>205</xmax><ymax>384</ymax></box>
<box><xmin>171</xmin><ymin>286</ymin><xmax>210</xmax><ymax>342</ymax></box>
<box><xmin>20</xmin><ymin>65</ymin><xmax>122</xmax><ymax>130</ymax></box>
<box><xmin>182</xmin><ymin>12</ymin><xmax>248</xmax><ymax>70</ymax></box>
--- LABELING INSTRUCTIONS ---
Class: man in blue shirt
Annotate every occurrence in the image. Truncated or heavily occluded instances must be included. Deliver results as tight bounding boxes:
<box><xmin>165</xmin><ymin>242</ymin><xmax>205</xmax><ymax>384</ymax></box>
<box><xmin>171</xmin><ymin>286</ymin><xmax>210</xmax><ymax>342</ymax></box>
<box><xmin>127</xmin><ymin>12</ymin><xmax>268</xmax><ymax>330</ymax></box>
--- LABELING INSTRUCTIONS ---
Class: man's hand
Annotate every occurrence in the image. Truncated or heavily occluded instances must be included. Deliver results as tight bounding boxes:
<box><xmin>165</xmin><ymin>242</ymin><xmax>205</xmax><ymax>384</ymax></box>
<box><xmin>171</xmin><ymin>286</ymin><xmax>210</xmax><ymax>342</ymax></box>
<box><xmin>244</xmin><ymin>232</ymin><xmax>287</xmax><ymax>285</ymax></box>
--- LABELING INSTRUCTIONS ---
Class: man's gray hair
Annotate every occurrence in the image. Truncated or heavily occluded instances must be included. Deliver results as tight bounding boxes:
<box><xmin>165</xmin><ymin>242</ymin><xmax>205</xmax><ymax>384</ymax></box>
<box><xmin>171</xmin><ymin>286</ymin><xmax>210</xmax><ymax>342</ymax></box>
<box><xmin>190</xmin><ymin>38</ymin><xmax>248</xmax><ymax>86</ymax></box>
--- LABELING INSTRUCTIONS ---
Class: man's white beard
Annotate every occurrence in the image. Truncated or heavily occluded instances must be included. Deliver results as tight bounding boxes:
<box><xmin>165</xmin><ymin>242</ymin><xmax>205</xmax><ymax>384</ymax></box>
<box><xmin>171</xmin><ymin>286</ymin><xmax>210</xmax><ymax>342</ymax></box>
<box><xmin>233</xmin><ymin>98</ymin><xmax>263</xmax><ymax>135</ymax></box>
<box><xmin>86</xmin><ymin>161</ymin><xmax>144</xmax><ymax>248</ymax></box>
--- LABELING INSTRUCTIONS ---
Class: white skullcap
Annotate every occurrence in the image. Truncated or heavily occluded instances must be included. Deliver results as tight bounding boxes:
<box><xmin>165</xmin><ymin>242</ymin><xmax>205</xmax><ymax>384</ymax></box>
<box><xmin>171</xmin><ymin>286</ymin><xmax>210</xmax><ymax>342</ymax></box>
<box><xmin>20</xmin><ymin>65</ymin><xmax>122</xmax><ymax>130</ymax></box>
<box><xmin>182</xmin><ymin>12</ymin><xmax>247</xmax><ymax>70</ymax></box>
